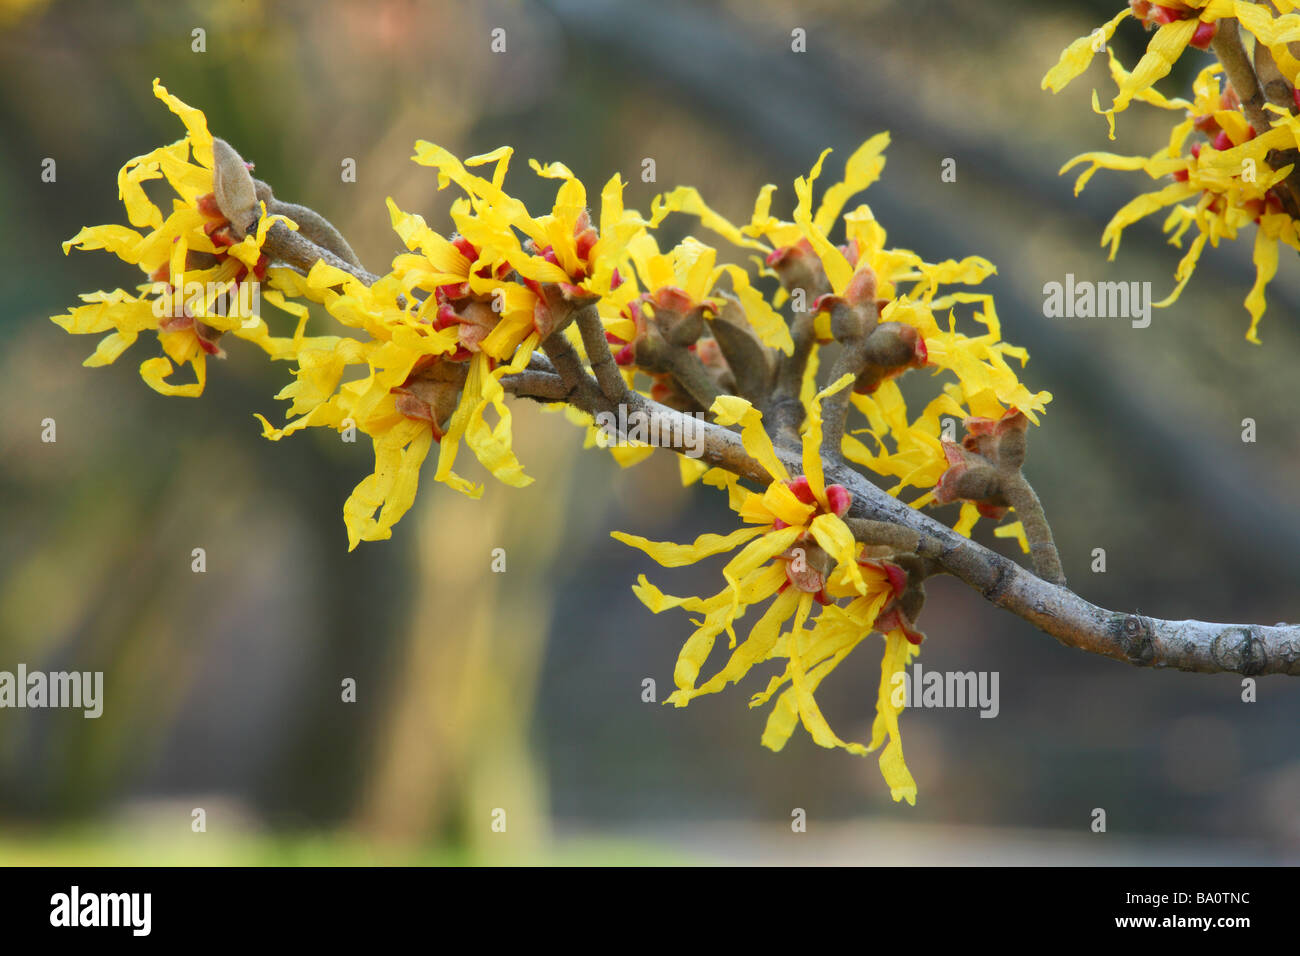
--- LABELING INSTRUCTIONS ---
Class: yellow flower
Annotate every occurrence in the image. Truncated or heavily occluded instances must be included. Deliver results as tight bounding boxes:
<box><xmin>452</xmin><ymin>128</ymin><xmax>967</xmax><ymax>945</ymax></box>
<box><xmin>652</xmin><ymin>136</ymin><xmax>1050</xmax><ymax>538</ymax></box>
<box><xmin>255</xmin><ymin>259</ymin><xmax>535</xmax><ymax>549</ymax></box>
<box><xmin>410</xmin><ymin>142</ymin><xmax>646</xmax><ymax>309</ymax></box>
<box><xmin>1042</xmin><ymin>1</ymin><xmax>1235</xmax><ymax>138</ymax></box>
<box><xmin>613</xmin><ymin>378</ymin><xmax>922</xmax><ymax>802</ymax></box>
<box><xmin>653</xmin><ymin>132</ymin><xmax>892</xmax><ymax>309</ymax></box>
<box><xmin>1061</xmin><ymin>61</ymin><xmax>1300</xmax><ymax>341</ymax></box>
<box><xmin>53</xmin><ymin>79</ymin><xmax>292</xmax><ymax>396</ymax></box>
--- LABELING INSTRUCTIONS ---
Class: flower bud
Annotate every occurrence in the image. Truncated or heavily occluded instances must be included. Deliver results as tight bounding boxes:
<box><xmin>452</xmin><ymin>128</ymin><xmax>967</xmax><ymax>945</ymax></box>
<box><xmin>664</xmin><ymin>303</ymin><xmax>707</xmax><ymax>347</ymax></box>
<box><xmin>933</xmin><ymin>441</ymin><xmax>1003</xmax><ymax>505</ymax></box>
<box><xmin>212</xmin><ymin>138</ymin><xmax>260</xmax><ymax>239</ymax></box>
<box><xmin>694</xmin><ymin>336</ymin><xmax>737</xmax><ymax>393</ymax></box>
<box><xmin>765</xmin><ymin>238</ymin><xmax>829</xmax><ymax>295</ymax></box>
<box><xmin>960</xmin><ymin>408</ymin><xmax>1028</xmax><ymax>470</ymax></box>
<box><xmin>392</xmin><ymin>358</ymin><xmax>469</xmax><ymax>440</ymax></box>
<box><xmin>782</xmin><ymin>539</ymin><xmax>832</xmax><ymax>595</ymax></box>
<box><xmin>853</xmin><ymin>322</ymin><xmax>928</xmax><ymax>393</ymax></box>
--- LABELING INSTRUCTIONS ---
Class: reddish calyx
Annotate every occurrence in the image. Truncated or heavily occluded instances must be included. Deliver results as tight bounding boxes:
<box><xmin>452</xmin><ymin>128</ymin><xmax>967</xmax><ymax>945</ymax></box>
<box><xmin>858</xmin><ymin>558</ymin><xmax>924</xmax><ymax>644</ymax></box>
<box><xmin>1189</xmin><ymin>20</ymin><xmax>1217</xmax><ymax>50</ymax></box>
<box><xmin>853</xmin><ymin>322</ymin><xmax>929</xmax><ymax>394</ymax></box>
<box><xmin>779</xmin><ymin>536</ymin><xmax>833</xmax><ymax>605</ymax></box>
<box><xmin>391</xmin><ymin>356</ymin><xmax>469</xmax><ymax>441</ymax></box>
<box><xmin>765</xmin><ymin>238</ymin><xmax>824</xmax><ymax>293</ymax></box>
<box><xmin>1130</xmin><ymin>3</ymin><xmax>1216</xmax><ymax>49</ymax></box>
<box><xmin>433</xmin><ymin>297</ymin><xmax>498</xmax><ymax>360</ymax></box>
<box><xmin>933</xmin><ymin>408</ymin><xmax>1027</xmax><ymax>518</ymax></box>
<box><xmin>785</xmin><ymin>476</ymin><xmax>852</xmax><ymax>517</ymax></box>
<box><xmin>147</xmin><ymin>193</ymin><xmax>269</xmax><ymax>354</ymax></box>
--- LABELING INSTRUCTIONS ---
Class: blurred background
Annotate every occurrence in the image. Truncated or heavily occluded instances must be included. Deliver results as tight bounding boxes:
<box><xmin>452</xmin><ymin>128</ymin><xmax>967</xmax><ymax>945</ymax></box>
<box><xmin>0</xmin><ymin>0</ymin><xmax>1297</xmax><ymax>865</ymax></box>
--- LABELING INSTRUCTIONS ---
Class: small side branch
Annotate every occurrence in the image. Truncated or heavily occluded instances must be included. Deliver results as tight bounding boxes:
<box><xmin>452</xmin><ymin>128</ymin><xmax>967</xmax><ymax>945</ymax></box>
<box><xmin>572</xmin><ymin>303</ymin><xmax>630</xmax><ymax>404</ymax></box>
<box><xmin>266</xmin><ymin>198</ymin><xmax>364</xmax><ymax>270</ymax></box>
<box><xmin>664</xmin><ymin>345</ymin><xmax>724</xmax><ymax>412</ymax></box>
<box><xmin>845</xmin><ymin>517</ymin><xmax>943</xmax><ymax>558</ymax></box>
<box><xmin>1001</xmin><ymin>473</ymin><xmax>1066</xmax><ymax>586</ymax></box>
<box><xmin>820</xmin><ymin>336</ymin><xmax>868</xmax><ymax>462</ymax></box>
<box><xmin>262</xmin><ymin>222</ymin><xmax>383</xmax><ymax>286</ymax></box>
<box><xmin>540</xmin><ymin>330</ymin><xmax>594</xmax><ymax>400</ymax></box>
<box><xmin>766</xmin><ymin>310</ymin><xmax>817</xmax><ymax>442</ymax></box>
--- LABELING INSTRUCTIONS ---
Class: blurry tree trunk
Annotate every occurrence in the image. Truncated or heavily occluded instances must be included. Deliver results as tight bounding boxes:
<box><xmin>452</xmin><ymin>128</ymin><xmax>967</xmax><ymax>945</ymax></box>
<box><xmin>356</xmin><ymin>412</ymin><xmax>602</xmax><ymax>860</ymax></box>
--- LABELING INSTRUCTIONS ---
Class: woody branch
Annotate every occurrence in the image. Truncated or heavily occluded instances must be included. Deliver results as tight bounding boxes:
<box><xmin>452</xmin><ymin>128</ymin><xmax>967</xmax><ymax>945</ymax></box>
<box><xmin>265</xmin><ymin>201</ymin><xmax>1300</xmax><ymax>679</ymax></box>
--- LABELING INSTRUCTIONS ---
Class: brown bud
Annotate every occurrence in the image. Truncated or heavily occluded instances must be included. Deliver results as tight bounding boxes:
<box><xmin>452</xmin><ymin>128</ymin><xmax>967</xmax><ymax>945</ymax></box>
<box><xmin>709</xmin><ymin>294</ymin><xmax>774</xmax><ymax>401</ymax></box>
<box><xmin>933</xmin><ymin>441</ymin><xmax>1003</xmax><ymax>505</ymax></box>
<box><xmin>961</xmin><ymin>409</ymin><xmax>1028</xmax><ymax>471</ymax></box>
<box><xmin>765</xmin><ymin>239</ymin><xmax>829</xmax><ymax>296</ymax></box>
<box><xmin>664</xmin><ymin>304</ymin><xmax>707</xmax><ymax>347</ymax></box>
<box><xmin>821</xmin><ymin>298</ymin><xmax>871</xmax><ymax>341</ymax></box>
<box><xmin>782</xmin><ymin>539</ymin><xmax>833</xmax><ymax>594</ymax></box>
<box><xmin>843</xmin><ymin>265</ymin><xmax>877</xmax><ymax>307</ymax></box>
<box><xmin>211</xmin><ymin>138</ymin><xmax>260</xmax><ymax>239</ymax></box>
<box><xmin>632</xmin><ymin>323</ymin><xmax>671</xmax><ymax>372</ymax></box>
<box><xmin>694</xmin><ymin>336</ymin><xmax>737</xmax><ymax>394</ymax></box>
<box><xmin>863</xmin><ymin>322</ymin><xmax>922</xmax><ymax>367</ymax></box>
<box><xmin>854</xmin><ymin>323</ymin><xmax>929</xmax><ymax>394</ymax></box>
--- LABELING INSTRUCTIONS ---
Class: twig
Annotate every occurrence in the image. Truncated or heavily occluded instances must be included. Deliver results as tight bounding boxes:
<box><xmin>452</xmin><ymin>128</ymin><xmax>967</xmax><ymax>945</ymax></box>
<box><xmin>499</xmin><ymin>379</ymin><xmax>1300</xmax><ymax>675</ymax></box>
<box><xmin>540</xmin><ymin>329</ymin><xmax>596</xmax><ymax>401</ymax></box>
<box><xmin>663</xmin><ymin>345</ymin><xmax>724</xmax><ymax>411</ymax></box>
<box><xmin>266</xmin><ymin>198</ymin><xmax>363</xmax><ymax>269</ymax></box>
<box><xmin>262</xmin><ymin>222</ymin><xmax>383</xmax><ymax>286</ymax></box>
<box><xmin>845</xmin><ymin>517</ymin><xmax>943</xmax><ymax>558</ymax></box>
<box><xmin>766</xmin><ymin>310</ymin><xmax>817</xmax><ymax>443</ymax></box>
<box><xmin>1000</xmin><ymin>472</ymin><xmax>1066</xmax><ymax>586</ymax></box>
<box><xmin>819</xmin><ymin>336</ymin><xmax>868</xmax><ymax>462</ymax></box>
<box><xmin>500</xmin><ymin>368</ymin><xmax>569</xmax><ymax>401</ymax></box>
<box><xmin>571</xmin><ymin>303</ymin><xmax>629</xmax><ymax>403</ymax></box>
<box><xmin>1212</xmin><ymin>17</ymin><xmax>1300</xmax><ymax>218</ymax></box>
<box><xmin>298</xmin><ymin>199</ymin><xmax>1300</xmax><ymax>678</ymax></box>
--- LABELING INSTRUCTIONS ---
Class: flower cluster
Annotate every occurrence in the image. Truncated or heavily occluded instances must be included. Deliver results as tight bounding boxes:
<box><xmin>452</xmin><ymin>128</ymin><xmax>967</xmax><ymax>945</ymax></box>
<box><xmin>53</xmin><ymin>81</ymin><xmax>1053</xmax><ymax>802</ymax></box>
<box><xmin>1044</xmin><ymin>1</ymin><xmax>1300</xmax><ymax>341</ymax></box>
<box><xmin>52</xmin><ymin>80</ymin><xmax>297</xmax><ymax>396</ymax></box>
<box><xmin>609</xmin><ymin>141</ymin><xmax>1051</xmax><ymax>800</ymax></box>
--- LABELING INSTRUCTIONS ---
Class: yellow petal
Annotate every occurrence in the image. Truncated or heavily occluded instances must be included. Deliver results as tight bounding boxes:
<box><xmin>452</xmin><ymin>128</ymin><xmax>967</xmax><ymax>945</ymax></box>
<box><xmin>1245</xmin><ymin>221</ymin><xmax>1279</xmax><ymax>343</ymax></box>
<box><xmin>813</xmin><ymin>132</ymin><xmax>890</xmax><ymax>234</ymax></box>
<box><xmin>801</xmin><ymin>372</ymin><xmax>856</xmax><ymax>504</ymax></box>
<box><xmin>152</xmin><ymin>78</ymin><xmax>213</xmax><ymax>168</ymax></box>
<box><xmin>716</xmin><ymin>264</ymin><xmax>793</xmax><ymax>354</ymax></box>
<box><xmin>139</xmin><ymin>353</ymin><xmax>205</xmax><ymax>397</ymax></box>
<box><xmin>994</xmin><ymin>519</ymin><xmax>1031</xmax><ymax>555</ymax></box>
<box><xmin>760</xmin><ymin>481</ymin><xmax>816</xmax><ymax>527</ymax></box>
<box><xmin>611</xmin><ymin>526</ymin><xmax>766</xmax><ymax>567</ymax></box>
<box><xmin>867</xmin><ymin>629</ymin><xmax>918</xmax><ymax>805</ymax></box>
<box><xmin>1041</xmin><ymin>9</ymin><xmax>1130</xmax><ymax>93</ymax></box>
<box><xmin>650</xmin><ymin>186</ymin><xmax>769</xmax><ymax>250</ymax></box>
<box><xmin>1104</xmin><ymin>19</ymin><xmax>1198</xmax><ymax>135</ymax></box>
<box><xmin>709</xmin><ymin>395</ymin><xmax>789</xmax><ymax>482</ymax></box>
<box><xmin>809</xmin><ymin>513</ymin><xmax>867</xmax><ymax>595</ymax></box>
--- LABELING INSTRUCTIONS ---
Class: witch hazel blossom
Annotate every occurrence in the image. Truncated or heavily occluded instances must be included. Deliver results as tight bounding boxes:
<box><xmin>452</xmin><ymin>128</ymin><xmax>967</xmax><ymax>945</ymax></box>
<box><xmin>55</xmin><ymin>79</ymin><xmax>1067</xmax><ymax>804</ymax></box>
<box><xmin>1045</xmin><ymin>2</ymin><xmax>1300</xmax><ymax>341</ymax></box>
